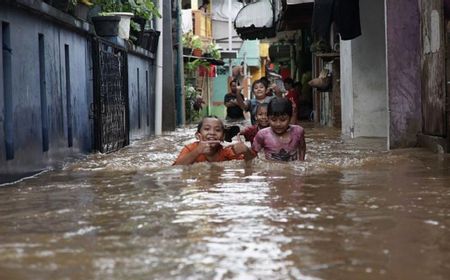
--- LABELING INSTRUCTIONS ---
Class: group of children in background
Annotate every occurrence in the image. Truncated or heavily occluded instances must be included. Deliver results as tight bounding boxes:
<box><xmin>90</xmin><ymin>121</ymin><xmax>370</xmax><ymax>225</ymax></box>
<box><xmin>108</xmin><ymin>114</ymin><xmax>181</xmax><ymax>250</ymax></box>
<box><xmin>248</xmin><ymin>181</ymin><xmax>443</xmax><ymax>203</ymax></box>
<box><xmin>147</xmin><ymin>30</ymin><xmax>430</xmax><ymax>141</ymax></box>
<box><xmin>173</xmin><ymin>78</ymin><xmax>306</xmax><ymax>165</ymax></box>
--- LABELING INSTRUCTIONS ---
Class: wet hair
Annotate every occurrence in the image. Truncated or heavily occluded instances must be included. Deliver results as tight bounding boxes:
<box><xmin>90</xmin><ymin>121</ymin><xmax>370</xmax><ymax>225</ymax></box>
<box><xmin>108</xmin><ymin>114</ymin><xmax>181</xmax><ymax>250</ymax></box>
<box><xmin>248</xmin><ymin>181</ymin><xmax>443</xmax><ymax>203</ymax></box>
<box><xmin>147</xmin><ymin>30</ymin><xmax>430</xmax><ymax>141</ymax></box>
<box><xmin>267</xmin><ymin>97</ymin><xmax>292</xmax><ymax>117</ymax></box>
<box><xmin>251</xmin><ymin>79</ymin><xmax>266</xmax><ymax>92</ymax></box>
<box><xmin>283</xmin><ymin>77</ymin><xmax>294</xmax><ymax>86</ymax></box>
<box><xmin>256</xmin><ymin>102</ymin><xmax>268</xmax><ymax>114</ymax></box>
<box><xmin>197</xmin><ymin>115</ymin><xmax>224</xmax><ymax>132</ymax></box>
<box><xmin>259</xmin><ymin>76</ymin><xmax>270</xmax><ymax>88</ymax></box>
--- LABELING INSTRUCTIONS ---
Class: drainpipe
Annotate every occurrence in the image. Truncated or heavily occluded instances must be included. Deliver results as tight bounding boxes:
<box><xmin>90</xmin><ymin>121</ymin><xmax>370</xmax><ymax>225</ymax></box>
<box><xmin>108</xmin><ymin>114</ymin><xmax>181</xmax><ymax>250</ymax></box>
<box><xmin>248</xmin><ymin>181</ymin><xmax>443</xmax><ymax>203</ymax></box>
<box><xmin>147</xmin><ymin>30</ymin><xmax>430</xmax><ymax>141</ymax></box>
<box><xmin>155</xmin><ymin>0</ymin><xmax>163</xmax><ymax>135</ymax></box>
<box><xmin>176</xmin><ymin>0</ymin><xmax>185</xmax><ymax>125</ymax></box>
<box><xmin>228</xmin><ymin>0</ymin><xmax>233</xmax><ymax>77</ymax></box>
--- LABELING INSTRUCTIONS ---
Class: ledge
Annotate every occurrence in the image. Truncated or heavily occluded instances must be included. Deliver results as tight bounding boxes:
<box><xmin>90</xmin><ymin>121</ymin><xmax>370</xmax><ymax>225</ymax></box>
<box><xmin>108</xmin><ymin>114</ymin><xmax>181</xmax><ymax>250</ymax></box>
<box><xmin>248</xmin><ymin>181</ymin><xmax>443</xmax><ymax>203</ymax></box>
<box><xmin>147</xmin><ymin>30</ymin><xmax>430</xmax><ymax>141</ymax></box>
<box><xmin>3</xmin><ymin>0</ymin><xmax>156</xmax><ymax>60</ymax></box>
<box><xmin>417</xmin><ymin>133</ymin><xmax>449</xmax><ymax>153</ymax></box>
<box><xmin>5</xmin><ymin>0</ymin><xmax>93</xmax><ymax>34</ymax></box>
<box><xmin>314</xmin><ymin>52</ymin><xmax>340</xmax><ymax>61</ymax></box>
<box><xmin>183</xmin><ymin>55</ymin><xmax>225</xmax><ymax>65</ymax></box>
<box><xmin>128</xmin><ymin>43</ymin><xmax>155</xmax><ymax>60</ymax></box>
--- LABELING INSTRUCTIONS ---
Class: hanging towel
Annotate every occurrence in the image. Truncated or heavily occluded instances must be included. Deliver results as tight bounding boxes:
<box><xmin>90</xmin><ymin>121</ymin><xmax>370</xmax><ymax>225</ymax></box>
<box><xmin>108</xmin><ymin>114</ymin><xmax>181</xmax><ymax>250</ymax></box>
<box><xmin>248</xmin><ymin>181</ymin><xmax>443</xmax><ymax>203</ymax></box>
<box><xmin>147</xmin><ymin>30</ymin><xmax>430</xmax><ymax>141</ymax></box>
<box><xmin>312</xmin><ymin>0</ymin><xmax>361</xmax><ymax>41</ymax></box>
<box><xmin>445</xmin><ymin>0</ymin><xmax>450</xmax><ymax>19</ymax></box>
<box><xmin>311</xmin><ymin>0</ymin><xmax>334</xmax><ymax>40</ymax></box>
<box><xmin>334</xmin><ymin>0</ymin><xmax>361</xmax><ymax>40</ymax></box>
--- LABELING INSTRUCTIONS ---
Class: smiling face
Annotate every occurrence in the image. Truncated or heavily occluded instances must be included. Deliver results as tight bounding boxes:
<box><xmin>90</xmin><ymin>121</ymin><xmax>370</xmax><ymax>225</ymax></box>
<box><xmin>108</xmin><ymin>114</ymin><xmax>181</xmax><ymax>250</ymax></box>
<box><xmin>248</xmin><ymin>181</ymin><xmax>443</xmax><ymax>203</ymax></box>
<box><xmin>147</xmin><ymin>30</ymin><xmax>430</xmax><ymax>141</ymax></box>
<box><xmin>269</xmin><ymin>114</ymin><xmax>290</xmax><ymax>136</ymax></box>
<box><xmin>255</xmin><ymin>106</ymin><xmax>269</xmax><ymax>128</ymax></box>
<box><xmin>196</xmin><ymin>117</ymin><xmax>224</xmax><ymax>142</ymax></box>
<box><xmin>252</xmin><ymin>82</ymin><xmax>267</xmax><ymax>100</ymax></box>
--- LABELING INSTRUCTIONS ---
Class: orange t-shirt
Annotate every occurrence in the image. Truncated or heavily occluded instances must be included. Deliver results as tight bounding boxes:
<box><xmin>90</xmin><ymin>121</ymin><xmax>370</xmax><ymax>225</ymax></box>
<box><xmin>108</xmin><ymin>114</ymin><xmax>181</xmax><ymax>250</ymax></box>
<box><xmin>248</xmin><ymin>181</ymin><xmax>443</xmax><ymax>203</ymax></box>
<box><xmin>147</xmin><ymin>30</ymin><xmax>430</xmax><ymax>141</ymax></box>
<box><xmin>174</xmin><ymin>142</ymin><xmax>244</xmax><ymax>164</ymax></box>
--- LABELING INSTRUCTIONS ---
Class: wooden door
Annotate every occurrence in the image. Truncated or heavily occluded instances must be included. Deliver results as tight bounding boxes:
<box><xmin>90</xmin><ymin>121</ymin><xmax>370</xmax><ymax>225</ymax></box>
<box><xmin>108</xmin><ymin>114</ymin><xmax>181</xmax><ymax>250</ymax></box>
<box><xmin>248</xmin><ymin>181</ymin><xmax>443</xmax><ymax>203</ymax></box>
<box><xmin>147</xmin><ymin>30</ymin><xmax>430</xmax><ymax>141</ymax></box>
<box><xmin>420</xmin><ymin>0</ymin><xmax>446</xmax><ymax>136</ymax></box>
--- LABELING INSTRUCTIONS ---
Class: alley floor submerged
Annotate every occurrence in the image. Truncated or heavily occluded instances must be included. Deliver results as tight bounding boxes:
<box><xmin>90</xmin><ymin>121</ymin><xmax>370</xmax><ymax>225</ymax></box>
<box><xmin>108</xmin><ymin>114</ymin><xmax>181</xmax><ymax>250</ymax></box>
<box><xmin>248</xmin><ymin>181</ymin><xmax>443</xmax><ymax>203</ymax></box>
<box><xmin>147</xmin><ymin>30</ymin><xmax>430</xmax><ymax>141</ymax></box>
<box><xmin>0</xmin><ymin>125</ymin><xmax>449</xmax><ymax>279</ymax></box>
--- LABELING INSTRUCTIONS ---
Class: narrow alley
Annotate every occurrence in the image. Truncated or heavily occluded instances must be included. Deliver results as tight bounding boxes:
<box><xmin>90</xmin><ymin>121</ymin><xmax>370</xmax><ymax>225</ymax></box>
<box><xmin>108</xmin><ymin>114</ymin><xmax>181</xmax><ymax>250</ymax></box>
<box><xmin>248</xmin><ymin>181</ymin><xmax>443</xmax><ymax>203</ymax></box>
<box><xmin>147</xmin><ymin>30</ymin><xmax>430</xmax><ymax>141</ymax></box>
<box><xmin>2</xmin><ymin>0</ymin><xmax>450</xmax><ymax>279</ymax></box>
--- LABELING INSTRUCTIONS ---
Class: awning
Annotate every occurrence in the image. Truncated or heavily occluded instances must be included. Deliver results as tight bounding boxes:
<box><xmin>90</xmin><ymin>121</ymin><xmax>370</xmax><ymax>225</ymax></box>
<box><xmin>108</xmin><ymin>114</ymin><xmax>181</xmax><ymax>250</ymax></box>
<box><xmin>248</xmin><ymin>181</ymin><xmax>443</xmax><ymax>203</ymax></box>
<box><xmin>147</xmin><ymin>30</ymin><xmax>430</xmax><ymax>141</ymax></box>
<box><xmin>234</xmin><ymin>0</ymin><xmax>283</xmax><ymax>40</ymax></box>
<box><xmin>287</xmin><ymin>0</ymin><xmax>314</xmax><ymax>4</ymax></box>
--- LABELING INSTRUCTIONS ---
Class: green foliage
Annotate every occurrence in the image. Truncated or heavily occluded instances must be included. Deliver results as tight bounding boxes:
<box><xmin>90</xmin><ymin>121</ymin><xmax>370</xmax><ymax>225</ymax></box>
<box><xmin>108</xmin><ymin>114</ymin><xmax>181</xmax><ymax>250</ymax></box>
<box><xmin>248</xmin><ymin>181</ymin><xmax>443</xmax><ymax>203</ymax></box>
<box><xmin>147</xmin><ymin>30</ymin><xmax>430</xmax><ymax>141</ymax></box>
<box><xmin>204</xmin><ymin>41</ymin><xmax>221</xmax><ymax>59</ymax></box>
<box><xmin>129</xmin><ymin>20</ymin><xmax>140</xmax><ymax>42</ymax></box>
<box><xmin>94</xmin><ymin>0</ymin><xmax>124</xmax><ymax>12</ymax></box>
<box><xmin>182</xmin><ymin>32</ymin><xmax>202</xmax><ymax>50</ymax></box>
<box><xmin>184</xmin><ymin>84</ymin><xmax>203</xmax><ymax>123</ymax></box>
<box><xmin>70</xmin><ymin>0</ymin><xmax>94</xmax><ymax>6</ymax></box>
<box><xmin>94</xmin><ymin>0</ymin><xmax>161</xmax><ymax>19</ymax></box>
<box><xmin>126</xmin><ymin>0</ymin><xmax>160</xmax><ymax>20</ymax></box>
<box><xmin>185</xmin><ymin>59</ymin><xmax>208</xmax><ymax>77</ymax></box>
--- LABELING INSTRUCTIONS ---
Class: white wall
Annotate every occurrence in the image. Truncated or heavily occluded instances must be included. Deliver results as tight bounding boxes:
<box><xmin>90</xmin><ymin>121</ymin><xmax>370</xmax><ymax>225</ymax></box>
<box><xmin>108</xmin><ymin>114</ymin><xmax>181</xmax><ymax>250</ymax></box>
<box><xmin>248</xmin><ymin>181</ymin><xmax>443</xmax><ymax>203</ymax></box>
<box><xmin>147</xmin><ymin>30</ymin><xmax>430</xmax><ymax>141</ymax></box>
<box><xmin>340</xmin><ymin>0</ymin><xmax>387</xmax><ymax>138</ymax></box>
<box><xmin>212</xmin><ymin>20</ymin><xmax>243</xmax><ymax>51</ymax></box>
<box><xmin>340</xmin><ymin>41</ymin><xmax>354</xmax><ymax>137</ymax></box>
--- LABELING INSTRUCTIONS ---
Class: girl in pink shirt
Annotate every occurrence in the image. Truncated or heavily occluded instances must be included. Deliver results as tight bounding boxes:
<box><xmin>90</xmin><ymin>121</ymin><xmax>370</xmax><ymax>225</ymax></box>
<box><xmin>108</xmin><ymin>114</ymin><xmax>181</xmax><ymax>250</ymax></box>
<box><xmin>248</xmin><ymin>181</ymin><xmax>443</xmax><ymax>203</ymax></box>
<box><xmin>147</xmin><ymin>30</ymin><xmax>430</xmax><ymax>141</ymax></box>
<box><xmin>252</xmin><ymin>98</ymin><xmax>306</xmax><ymax>161</ymax></box>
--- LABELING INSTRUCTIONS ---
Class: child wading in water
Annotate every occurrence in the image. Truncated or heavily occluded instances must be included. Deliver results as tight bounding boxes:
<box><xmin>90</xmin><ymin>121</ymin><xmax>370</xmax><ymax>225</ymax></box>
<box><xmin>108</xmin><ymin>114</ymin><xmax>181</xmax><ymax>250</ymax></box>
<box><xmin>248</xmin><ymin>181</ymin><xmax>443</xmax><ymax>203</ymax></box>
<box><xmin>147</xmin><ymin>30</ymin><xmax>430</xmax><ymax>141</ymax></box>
<box><xmin>236</xmin><ymin>79</ymin><xmax>274</xmax><ymax>125</ymax></box>
<box><xmin>240</xmin><ymin>103</ymin><xmax>269</xmax><ymax>144</ymax></box>
<box><xmin>173</xmin><ymin>116</ymin><xmax>254</xmax><ymax>165</ymax></box>
<box><xmin>252</xmin><ymin>97</ymin><xmax>306</xmax><ymax>161</ymax></box>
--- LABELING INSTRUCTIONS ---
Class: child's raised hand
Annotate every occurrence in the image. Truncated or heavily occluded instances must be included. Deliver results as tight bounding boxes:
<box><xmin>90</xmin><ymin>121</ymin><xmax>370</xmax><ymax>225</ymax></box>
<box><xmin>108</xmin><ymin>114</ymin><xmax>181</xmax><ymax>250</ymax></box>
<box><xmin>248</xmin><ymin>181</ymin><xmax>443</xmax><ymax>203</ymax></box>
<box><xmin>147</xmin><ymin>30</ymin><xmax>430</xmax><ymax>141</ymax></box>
<box><xmin>232</xmin><ymin>134</ymin><xmax>250</xmax><ymax>155</ymax></box>
<box><xmin>196</xmin><ymin>140</ymin><xmax>220</xmax><ymax>155</ymax></box>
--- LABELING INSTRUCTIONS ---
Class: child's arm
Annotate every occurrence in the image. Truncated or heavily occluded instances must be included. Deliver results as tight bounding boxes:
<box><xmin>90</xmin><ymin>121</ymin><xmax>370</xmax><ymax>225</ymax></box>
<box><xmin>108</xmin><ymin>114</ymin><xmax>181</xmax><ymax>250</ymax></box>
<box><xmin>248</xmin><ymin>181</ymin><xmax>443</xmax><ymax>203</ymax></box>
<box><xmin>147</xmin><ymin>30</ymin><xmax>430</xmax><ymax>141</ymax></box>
<box><xmin>173</xmin><ymin>141</ymin><xmax>218</xmax><ymax>165</ymax></box>
<box><xmin>224</xmin><ymin>95</ymin><xmax>238</xmax><ymax>108</ymax></box>
<box><xmin>290</xmin><ymin>100</ymin><xmax>298</xmax><ymax>125</ymax></box>
<box><xmin>232</xmin><ymin>136</ymin><xmax>256</xmax><ymax>161</ymax></box>
<box><xmin>298</xmin><ymin>130</ymin><xmax>306</xmax><ymax>161</ymax></box>
<box><xmin>234</xmin><ymin>86</ymin><xmax>248</xmax><ymax>111</ymax></box>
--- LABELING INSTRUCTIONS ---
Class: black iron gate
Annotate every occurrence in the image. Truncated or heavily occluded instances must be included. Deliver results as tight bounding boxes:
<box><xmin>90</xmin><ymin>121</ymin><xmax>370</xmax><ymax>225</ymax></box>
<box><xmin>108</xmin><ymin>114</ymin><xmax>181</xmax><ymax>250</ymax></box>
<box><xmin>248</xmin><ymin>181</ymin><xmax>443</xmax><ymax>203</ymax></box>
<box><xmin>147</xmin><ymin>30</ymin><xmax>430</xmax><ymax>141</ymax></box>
<box><xmin>92</xmin><ymin>38</ymin><xmax>129</xmax><ymax>153</ymax></box>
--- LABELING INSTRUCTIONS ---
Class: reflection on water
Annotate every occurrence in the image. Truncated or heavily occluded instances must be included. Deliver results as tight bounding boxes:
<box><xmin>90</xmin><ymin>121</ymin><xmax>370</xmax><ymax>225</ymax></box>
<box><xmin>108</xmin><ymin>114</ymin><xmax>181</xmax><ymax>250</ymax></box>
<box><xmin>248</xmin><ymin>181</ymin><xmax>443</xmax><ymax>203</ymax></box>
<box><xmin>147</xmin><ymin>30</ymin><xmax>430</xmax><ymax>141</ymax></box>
<box><xmin>0</xmin><ymin>125</ymin><xmax>449</xmax><ymax>279</ymax></box>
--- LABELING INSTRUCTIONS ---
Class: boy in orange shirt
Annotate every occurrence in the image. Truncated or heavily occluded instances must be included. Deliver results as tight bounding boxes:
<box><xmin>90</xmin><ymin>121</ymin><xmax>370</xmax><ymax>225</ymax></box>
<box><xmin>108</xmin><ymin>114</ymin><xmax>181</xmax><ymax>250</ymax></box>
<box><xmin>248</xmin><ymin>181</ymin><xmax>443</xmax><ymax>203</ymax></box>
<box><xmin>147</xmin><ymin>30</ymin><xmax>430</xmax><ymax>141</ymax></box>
<box><xmin>173</xmin><ymin>116</ymin><xmax>255</xmax><ymax>165</ymax></box>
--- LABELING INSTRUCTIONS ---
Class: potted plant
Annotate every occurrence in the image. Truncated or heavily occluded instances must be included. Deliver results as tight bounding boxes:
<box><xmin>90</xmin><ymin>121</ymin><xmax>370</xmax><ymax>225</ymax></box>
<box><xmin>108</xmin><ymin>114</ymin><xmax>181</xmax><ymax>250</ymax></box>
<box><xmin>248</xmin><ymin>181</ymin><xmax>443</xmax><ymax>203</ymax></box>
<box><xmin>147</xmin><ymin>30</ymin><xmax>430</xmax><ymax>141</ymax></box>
<box><xmin>91</xmin><ymin>15</ymin><xmax>121</xmax><ymax>37</ymax></box>
<box><xmin>92</xmin><ymin>0</ymin><xmax>134</xmax><ymax>40</ymax></box>
<box><xmin>184</xmin><ymin>83</ymin><xmax>204</xmax><ymax>123</ymax></box>
<box><xmin>126</xmin><ymin>0</ymin><xmax>161</xmax><ymax>46</ymax></box>
<box><xmin>182</xmin><ymin>32</ymin><xmax>202</xmax><ymax>56</ymax></box>
<box><xmin>44</xmin><ymin>0</ymin><xmax>71</xmax><ymax>12</ymax></box>
<box><xmin>141</xmin><ymin>29</ymin><xmax>160</xmax><ymax>54</ymax></box>
<box><xmin>203</xmin><ymin>41</ymin><xmax>221</xmax><ymax>59</ymax></box>
<box><xmin>70</xmin><ymin>0</ymin><xmax>94</xmax><ymax>21</ymax></box>
<box><xmin>185</xmin><ymin>58</ymin><xmax>208</xmax><ymax>78</ymax></box>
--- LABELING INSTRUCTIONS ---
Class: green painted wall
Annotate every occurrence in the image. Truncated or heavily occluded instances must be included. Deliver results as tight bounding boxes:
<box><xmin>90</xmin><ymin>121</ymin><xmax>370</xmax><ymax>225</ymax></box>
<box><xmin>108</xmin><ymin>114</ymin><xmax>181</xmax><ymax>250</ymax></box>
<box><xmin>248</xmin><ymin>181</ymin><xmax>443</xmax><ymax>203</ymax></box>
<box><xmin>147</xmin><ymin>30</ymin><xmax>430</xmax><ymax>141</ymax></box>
<box><xmin>212</xmin><ymin>67</ymin><xmax>229</xmax><ymax>119</ymax></box>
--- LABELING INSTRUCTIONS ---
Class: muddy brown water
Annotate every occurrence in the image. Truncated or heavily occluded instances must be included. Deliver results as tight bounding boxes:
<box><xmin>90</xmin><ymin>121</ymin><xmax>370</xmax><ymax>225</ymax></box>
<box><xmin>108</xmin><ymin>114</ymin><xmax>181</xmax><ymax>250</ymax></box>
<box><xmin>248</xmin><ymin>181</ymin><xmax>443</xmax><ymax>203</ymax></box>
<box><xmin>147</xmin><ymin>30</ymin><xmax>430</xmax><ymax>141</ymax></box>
<box><xmin>0</xmin><ymin>125</ymin><xmax>449</xmax><ymax>280</ymax></box>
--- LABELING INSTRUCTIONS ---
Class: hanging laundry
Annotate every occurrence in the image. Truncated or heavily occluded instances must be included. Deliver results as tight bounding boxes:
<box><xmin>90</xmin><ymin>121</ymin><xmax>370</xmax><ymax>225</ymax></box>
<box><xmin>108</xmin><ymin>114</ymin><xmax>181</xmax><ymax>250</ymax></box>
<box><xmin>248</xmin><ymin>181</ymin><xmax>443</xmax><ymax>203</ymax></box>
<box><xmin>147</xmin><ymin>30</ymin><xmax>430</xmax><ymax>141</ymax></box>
<box><xmin>311</xmin><ymin>0</ymin><xmax>361</xmax><ymax>41</ymax></box>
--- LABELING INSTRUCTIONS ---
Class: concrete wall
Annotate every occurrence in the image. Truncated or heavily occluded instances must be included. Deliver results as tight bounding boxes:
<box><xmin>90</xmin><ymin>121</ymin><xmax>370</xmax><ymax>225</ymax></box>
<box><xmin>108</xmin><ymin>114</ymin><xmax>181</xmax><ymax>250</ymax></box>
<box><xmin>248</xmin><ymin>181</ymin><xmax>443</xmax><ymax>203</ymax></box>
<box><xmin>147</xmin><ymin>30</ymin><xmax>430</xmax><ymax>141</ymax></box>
<box><xmin>340</xmin><ymin>0</ymin><xmax>387</xmax><ymax>139</ymax></box>
<box><xmin>128</xmin><ymin>53</ymin><xmax>156</xmax><ymax>139</ymax></box>
<box><xmin>212</xmin><ymin>20</ymin><xmax>243</xmax><ymax>51</ymax></box>
<box><xmin>340</xmin><ymin>41</ymin><xmax>354</xmax><ymax>137</ymax></box>
<box><xmin>0</xmin><ymin>1</ymin><xmax>158</xmax><ymax>182</ymax></box>
<box><xmin>385</xmin><ymin>0</ymin><xmax>421</xmax><ymax>148</ymax></box>
<box><xmin>0</xmin><ymin>5</ymin><xmax>92</xmax><ymax>176</ymax></box>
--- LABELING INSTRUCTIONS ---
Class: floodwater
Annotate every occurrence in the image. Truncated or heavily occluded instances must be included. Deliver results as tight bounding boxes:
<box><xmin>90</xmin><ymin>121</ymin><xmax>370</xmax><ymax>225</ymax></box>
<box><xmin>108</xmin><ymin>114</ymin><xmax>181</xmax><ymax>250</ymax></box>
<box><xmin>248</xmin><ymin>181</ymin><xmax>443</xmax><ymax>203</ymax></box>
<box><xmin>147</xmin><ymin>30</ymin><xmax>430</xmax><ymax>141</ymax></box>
<box><xmin>0</xmin><ymin>125</ymin><xmax>449</xmax><ymax>280</ymax></box>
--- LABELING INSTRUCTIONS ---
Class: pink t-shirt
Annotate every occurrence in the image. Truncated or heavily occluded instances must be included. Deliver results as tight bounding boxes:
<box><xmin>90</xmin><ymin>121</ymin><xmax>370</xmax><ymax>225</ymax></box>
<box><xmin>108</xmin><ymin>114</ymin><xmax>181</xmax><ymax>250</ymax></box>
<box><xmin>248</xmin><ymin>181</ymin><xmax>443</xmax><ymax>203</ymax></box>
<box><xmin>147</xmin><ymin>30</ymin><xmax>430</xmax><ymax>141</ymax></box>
<box><xmin>252</xmin><ymin>125</ymin><xmax>305</xmax><ymax>161</ymax></box>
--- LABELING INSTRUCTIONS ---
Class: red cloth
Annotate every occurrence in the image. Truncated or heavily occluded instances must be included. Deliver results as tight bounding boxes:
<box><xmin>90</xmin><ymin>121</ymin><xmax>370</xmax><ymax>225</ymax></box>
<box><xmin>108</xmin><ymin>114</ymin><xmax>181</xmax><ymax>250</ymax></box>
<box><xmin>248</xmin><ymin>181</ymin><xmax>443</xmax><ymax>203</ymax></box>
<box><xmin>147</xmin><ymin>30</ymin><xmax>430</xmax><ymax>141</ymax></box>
<box><xmin>280</xmin><ymin>67</ymin><xmax>291</xmax><ymax>80</ymax></box>
<box><xmin>241</xmin><ymin>125</ymin><xmax>260</xmax><ymax>144</ymax></box>
<box><xmin>285</xmin><ymin>89</ymin><xmax>298</xmax><ymax>107</ymax></box>
<box><xmin>198</xmin><ymin>65</ymin><xmax>216</xmax><ymax>77</ymax></box>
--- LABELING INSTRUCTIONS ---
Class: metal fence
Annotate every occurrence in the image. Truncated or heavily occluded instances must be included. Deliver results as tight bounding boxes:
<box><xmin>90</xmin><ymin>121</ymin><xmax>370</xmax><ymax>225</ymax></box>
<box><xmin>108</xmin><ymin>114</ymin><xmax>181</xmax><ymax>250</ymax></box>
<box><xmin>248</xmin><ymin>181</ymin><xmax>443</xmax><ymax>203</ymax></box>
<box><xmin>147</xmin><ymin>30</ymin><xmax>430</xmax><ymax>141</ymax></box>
<box><xmin>92</xmin><ymin>38</ymin><xmax>129</xmax><ymax>153</ymax></box>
